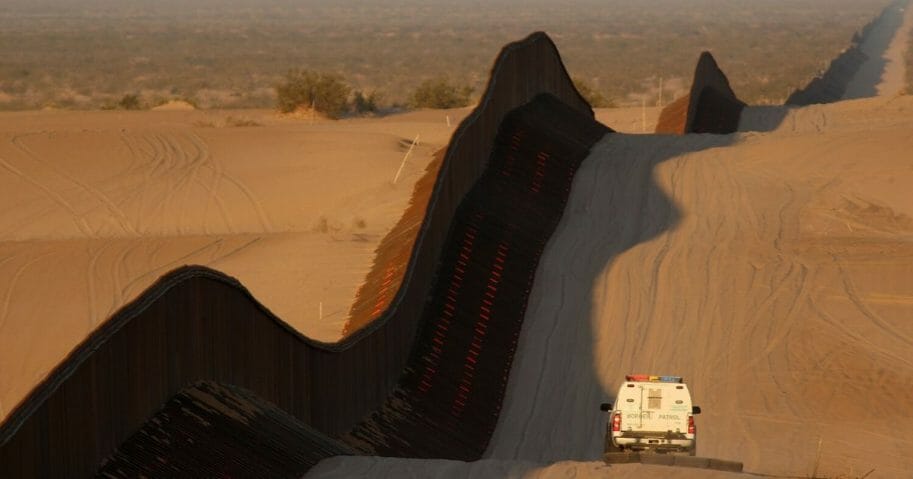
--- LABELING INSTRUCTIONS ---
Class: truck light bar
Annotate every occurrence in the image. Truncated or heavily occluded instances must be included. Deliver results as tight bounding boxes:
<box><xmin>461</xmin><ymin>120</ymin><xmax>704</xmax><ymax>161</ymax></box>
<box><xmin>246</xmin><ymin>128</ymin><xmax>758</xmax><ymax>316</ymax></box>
<box><xmin>625</xmin><ymin>374</ymin><xmax>683</xmax><ymax>383</ymax></box>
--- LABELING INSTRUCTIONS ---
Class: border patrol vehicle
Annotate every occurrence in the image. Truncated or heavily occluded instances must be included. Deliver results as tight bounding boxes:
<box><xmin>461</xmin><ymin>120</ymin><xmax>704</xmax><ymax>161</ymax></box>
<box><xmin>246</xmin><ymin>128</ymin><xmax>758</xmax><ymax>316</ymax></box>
<box><xmin>600</xmin><ymin>375</ymin><xmax>701</xmax><ymax>455</ymax></box>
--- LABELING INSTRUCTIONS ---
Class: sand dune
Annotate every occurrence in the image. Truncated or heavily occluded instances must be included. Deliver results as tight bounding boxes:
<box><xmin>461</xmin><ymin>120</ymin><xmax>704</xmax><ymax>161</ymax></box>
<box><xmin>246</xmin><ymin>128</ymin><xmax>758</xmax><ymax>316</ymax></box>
<box><xmin>310</xmin><ymin>13</ymin><xmax>913</xmax><ymax>477</ymax></box>
<box><xmin>150</xmin><ymin>100</ymin><xmax>197</xmax><ymax>111</ymax></box>
<box><xmin>0</xmin><ymin>108</ymin><xmax>464</xmax><ymax>423</ymax></box>
<box><xmin>487</xmin><ymin>95</ymin><xmax>913</xmax><ymax>477</ymax></box>
<box><xmin>308</xmin><ymin>93</ymin><xmax>913</xmax><ymax>479</ymax></box>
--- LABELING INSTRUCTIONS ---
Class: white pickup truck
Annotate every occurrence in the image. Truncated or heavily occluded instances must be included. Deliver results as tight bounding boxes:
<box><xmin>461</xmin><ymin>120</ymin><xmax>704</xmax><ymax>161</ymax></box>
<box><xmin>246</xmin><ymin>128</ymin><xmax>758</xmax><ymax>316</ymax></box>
<box><xmin>600</xmin><ymin>375</ymin><xmax>701</xmax><ymax>455</ymax></box>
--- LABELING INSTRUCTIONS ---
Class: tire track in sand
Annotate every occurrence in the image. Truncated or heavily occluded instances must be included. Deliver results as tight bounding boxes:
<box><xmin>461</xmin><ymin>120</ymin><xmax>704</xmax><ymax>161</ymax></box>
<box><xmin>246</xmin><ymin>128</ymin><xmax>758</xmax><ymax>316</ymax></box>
<box><xmin>137</xmin><ymin>132</ymin><xmax>243</xmax><ymax>235</ymax></box>
<box><xmin>117</xmin><ymin>236</ymin><xmax>262</xmax><ymax>304</ymax></box>
<box><xmin>117</xmin><ymin>132</ymin><xmax>161</xmax><ymax>234</ymax></box>
<box><xmin>0</xmin><ymin>252</ymin><xmax>53</xmax><ymax>330</ymax></box>
<box><xmin>808</xmin><ymin>295</ymin><xmax>913</xmax><ymax>370</ymax></box>
<box><xmin>188</xmin><ymin>133</ymin><xmax>272</xmax><ymax>232</ymax></box>
<box><xmin>838</xmin><ymin>265</ymin><xmax>913</xmax><ymax>349</ymax></box>
<box><xmin>185</xmin><ymin>133</ymin><xmax>235</xmax><ymax>234</ymax></box>
<box><xmin>166</xmin><ymin>132</ymin><xmax>210</xmax><ymax>234</ymax></box>
<box><xmin>85</xmin><ymin>241</ymin><xmax>111</xmax><ymax>327</ymax></box>
<box><xmin>112</xmin><ymin>130</ymin><xmax>160</xmax><ymax>233</ymax></box>
<box><xmin>0</xmin><ymin>151</ymin><xmax>93</xmax><ymax>237</ymax></box>
<box><xmin>132</xmin><ymin>132</ymin><xmax>183</xmax><ymax>234</ymax></box>
<box><xmin>157</xmin><ymin>132</ymin><xmax>197</xmax><ymax>235</ymax></box>
<box><xmin>11</xmin><ymin>134</ymin><xmax>139</xmax><ymax>237</ymax></box>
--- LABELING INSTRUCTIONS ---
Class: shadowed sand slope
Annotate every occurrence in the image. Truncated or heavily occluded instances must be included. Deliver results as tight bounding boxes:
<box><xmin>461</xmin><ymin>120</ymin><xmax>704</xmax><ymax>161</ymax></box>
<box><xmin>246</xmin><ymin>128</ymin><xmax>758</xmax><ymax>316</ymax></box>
<box><xmin>655</xmin><ymin>52</ymin><xmax>745</xmax><ymax>134</ymax></box>
<box><xmin>0</xmin><ymin>32</ymin><xmax>607</xmax><ymax>477</ymax></box>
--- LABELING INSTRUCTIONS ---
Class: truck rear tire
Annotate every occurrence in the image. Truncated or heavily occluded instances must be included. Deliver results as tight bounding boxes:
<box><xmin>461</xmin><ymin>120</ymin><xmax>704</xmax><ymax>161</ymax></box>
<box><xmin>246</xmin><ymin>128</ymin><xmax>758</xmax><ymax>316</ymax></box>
<box><xmin>604</xmin><ymin>438</ymin><xmax>623</xmax><ymax>453</ymax></box>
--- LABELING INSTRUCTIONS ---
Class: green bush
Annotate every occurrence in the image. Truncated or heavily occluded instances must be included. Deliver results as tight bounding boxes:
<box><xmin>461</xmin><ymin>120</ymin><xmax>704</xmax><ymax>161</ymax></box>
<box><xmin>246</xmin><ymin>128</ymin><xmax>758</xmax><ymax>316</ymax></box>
<box><xmin>353</xmin><ymin>89</ymin><xmax>382</xmax><ymax>114</ymax></box>
<box><xmin>276</xmin><ymin>69</ymin><xmax>351</xmax><ymax>118</ymax></box>
<box><xmin>117</xmin><ymin>93</ymin><xmax>142</xmax><ymax>110</ymax></box>
<box><xmin>410</xmin><ymin>77</ymin><xmax>473</xmax><ymax>109</ymax></box>
<box><xmin>572</xmin><ymin>77</ymin><xmax>615</xmax><ymax>108</ymax></box>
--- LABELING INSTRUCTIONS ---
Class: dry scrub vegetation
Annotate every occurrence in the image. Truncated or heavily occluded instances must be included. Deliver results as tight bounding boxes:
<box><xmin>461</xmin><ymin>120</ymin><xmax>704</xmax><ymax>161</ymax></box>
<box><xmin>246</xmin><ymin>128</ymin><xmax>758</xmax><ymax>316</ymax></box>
<box><xmin>907</xmin><ymin>17</ymin><xmax>913</xmax><ymax>92</ymax></box>
<box><xmin>0</xmin><ymin>0</ymin><xmax>894</xmax><ymax>110</ymax></box>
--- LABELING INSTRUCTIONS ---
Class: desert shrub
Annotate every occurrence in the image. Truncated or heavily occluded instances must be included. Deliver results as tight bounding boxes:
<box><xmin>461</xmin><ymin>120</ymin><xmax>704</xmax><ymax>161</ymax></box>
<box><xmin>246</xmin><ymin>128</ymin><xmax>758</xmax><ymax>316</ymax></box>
<box><xmin>410</xmin><ymin>77</ymin><xmax>473</xmax><ymax>109</ymax></box>
<box><xmin>353</xmin><ymin>89</ymin><xmax>382</xmax><ymax>114</ymax></box>
<box><xmin>117</xmin><ymin>93</ymin><xmax>142</xmax><ymax>110</ymax></box>
<box><xmin>572</xmin><ymin>77</ymin><xmax>616</xmax><ymax>108</ymax></box>
<box><xmin>313</xmin><ymin>216</ymin><xmax>329</xmax><ymax>234</ymax></box>
<box><xmin>275</xmin><ymin>69</ymin><xmax>351</xmax><ymax>118</ymax></box>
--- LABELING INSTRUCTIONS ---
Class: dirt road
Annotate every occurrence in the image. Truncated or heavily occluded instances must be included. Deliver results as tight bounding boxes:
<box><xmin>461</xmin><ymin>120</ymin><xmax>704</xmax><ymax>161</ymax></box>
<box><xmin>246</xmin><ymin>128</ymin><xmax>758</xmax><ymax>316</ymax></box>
<box><xmin>844</xmin><ymin>0</ymin><xmax>913</xmax><ymax>98</ymax></box>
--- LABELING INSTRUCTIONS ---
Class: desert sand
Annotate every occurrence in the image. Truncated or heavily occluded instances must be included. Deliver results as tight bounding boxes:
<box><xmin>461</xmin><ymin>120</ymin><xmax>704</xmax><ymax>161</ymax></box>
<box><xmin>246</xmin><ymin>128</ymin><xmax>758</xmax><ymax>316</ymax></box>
<box><xmin>2</xmin><ymin>2</ymin><xmax>912</xmax><ymax>475</ymax></box>
<box><xmin>487</xmin><ymin>94</ymin><xmax>913</xmax><ymax>475</ymax></box>
<box><xmin>150</xmin><ymin>100</ymin><xmax>197</xmax><ymax>111</ymax></box>
<box><xmin>307</xmin><ymin>94</ymin><xmax>913</xmax><ymax>479</ymax></box>
<box><xmin>595</xmin><ymin>106</ymin><xmax>662</xmax><ymax>134</ymax></box>
<box><xmin>309</xmin><ymin>457</ymin><xmax>746</xmax><ymax>479</ymax></box>
<box><xmin>308</xmin><ymin>6</ymin><xmax>913</xmax><ymax>477</ymax></box>
<box><xmin>0</xmin><ymin>107</ymin><xmax>468</xmax><ymax>421</ymax></box>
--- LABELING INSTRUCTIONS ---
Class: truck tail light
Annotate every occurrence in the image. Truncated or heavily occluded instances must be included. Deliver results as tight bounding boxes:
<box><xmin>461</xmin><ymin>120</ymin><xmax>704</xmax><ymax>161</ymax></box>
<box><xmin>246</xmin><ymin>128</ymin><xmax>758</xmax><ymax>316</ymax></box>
<box><xmin>688</xmin><ymin>415</ymin><xmax>695</xmax><ymax>434</ymax></box>
<box><xmin>612</xmin><ymin>412</ymin><xmax>622</xmax><ymax>432</ymax></box>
